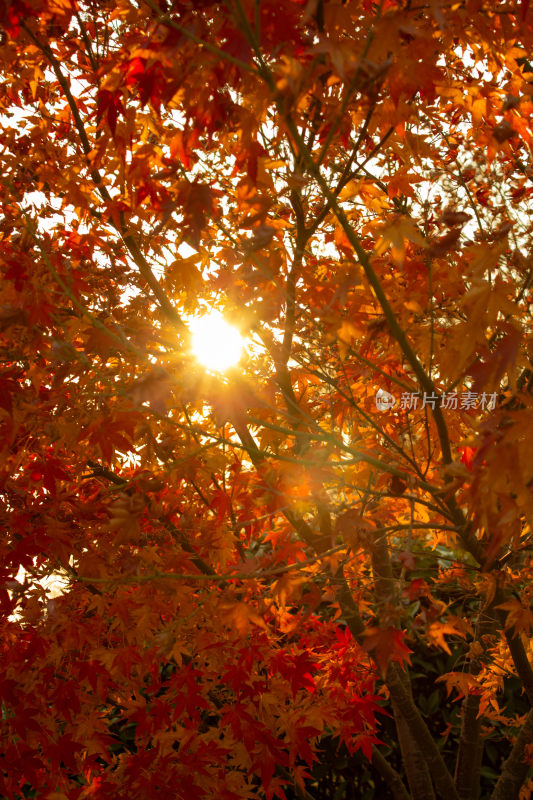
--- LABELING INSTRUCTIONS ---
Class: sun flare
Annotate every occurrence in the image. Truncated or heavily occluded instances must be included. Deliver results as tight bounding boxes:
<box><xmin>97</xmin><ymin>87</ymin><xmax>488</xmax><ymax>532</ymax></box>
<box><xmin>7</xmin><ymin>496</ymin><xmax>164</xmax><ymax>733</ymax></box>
<box><xmin>190</xmin><ymin>311</ymin><xmax>244</xmax><ymax>372</ymax></box>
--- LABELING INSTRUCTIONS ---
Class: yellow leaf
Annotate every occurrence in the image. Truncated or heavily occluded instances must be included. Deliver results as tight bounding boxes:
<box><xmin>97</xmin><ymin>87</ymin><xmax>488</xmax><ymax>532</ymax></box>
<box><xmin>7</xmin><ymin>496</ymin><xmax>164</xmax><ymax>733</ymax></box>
<box><xmin>222</xmin><ymin>601</ymin><xmax>268</xmax><ymax>635</ymax></box>
<box><xmin>436</xmin><ymin>671</ymin><xmax>479</xmax><ymax>699</ymax></box>
<box><xmin>404</xmin><ymin>300</ymin><xmax>423</xmax><ymax>313</ymax></box>
<box><xmin>468</xmin><ymin>641</ymin><xmax>484</xmax><ymax>659</ymax></box>
<box><xmin>166</xmin><ymin>256</ymin><xmax>204</xmax><ymax>294</ymax></box>
<box><xmin>338</xmin><ymin>179</ymin><xmax>361</xmax><ymax>201</ymax></box>
<box><xmin>374</xmin><ymin>217</ymin><xmax>426</xmax><ymax>265</ymax></box>
<box><xmin>387</xmin><ymin>168</ymin><xmax>422</xmax><ymax>198</ymax></box>
<box><xmin>264</xmin><ymin>159</ymin><xmax>286</xmax><ymax>170</ymax></box>
<box><xmin>427</xmin><ymin>619</ymin><xmax>468</xmax><ymax>654</ymax></box>
<box><xmin>497</xmin><ymin>598</ymin><xmax>533</xmax><ymax>635</ymax></box>
<box><xmin>336</xmin><ymin>321</ymin><xmax>361</xmax><ymax>358</ymax></box>
<box><xmin>47</xmin><ymin>0</ymin><xmax>72</xmax><ymax>16</ymax></box>
<box><xmin>471</xmin><ymin>96</ymin><xmax>487</xmax><ymax>125</ymax></box>
<box><xmin>273</xmin><ymin>573</ymin><xmax>307</xmax><ymax>607</ymax></box>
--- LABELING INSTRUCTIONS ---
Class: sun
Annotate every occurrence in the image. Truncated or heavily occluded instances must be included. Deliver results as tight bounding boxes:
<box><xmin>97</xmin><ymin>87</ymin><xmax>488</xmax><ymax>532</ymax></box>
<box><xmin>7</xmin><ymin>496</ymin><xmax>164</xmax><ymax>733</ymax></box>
<box><xmin>190</xmin><ymin>310</ymin><xmax>244</xmax><ymax>371</ymax></box>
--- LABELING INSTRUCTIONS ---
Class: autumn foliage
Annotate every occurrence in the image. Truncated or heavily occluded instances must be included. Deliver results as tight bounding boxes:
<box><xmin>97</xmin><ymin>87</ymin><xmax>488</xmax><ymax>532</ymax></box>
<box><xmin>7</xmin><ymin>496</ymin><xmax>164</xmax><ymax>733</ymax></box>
<box><xmin>3</xmin><ymin>0</ymin><xmax>533</xmax><ymax>798</ymax></box>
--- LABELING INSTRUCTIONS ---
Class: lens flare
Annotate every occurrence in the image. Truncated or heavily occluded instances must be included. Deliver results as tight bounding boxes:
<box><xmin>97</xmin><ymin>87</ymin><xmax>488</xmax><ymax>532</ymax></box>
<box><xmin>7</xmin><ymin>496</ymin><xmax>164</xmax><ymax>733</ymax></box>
<box><xmin>190</xmin><ymin>311</ymin><xmax>243</xmax><ymax>371</ymax></box>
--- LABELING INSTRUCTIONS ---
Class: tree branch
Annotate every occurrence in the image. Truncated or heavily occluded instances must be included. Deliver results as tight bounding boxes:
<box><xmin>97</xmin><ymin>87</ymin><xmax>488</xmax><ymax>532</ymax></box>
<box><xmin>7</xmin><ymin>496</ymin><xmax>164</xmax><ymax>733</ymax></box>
<box><xmin>495</xmin><ymin>587</ymin><xmax>533</xmax><ymax>706</ymax></box>
<box><xmin>22</xmin><ymin>23</ymin><xmax>187</xmax><ymax>334</ymax></box>
<box><xmin>490</xmin><ymin>708</ymin><xmax>533</xmax><ymax>800</ymax></box>
<box><xmin>454</xmin><ymin>599</ymin><xmax>501</xmax><ymax>799</ymax></box>
<box><xmin>372</xmin><ymin>748</ymin><xmax>412</xmax><ymax>800</ymax></box>
<box><xmin>386</xmin><ymin>663</ymin><xmax>460</xmax><ymax>800</ymax></box>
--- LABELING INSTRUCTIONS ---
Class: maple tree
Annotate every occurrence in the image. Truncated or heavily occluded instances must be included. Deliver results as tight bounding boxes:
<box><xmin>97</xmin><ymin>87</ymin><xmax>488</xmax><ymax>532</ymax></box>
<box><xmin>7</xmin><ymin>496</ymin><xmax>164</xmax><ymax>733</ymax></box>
<box><xmin>3</xmin><ymin>0</ymin><xmax>533</xmax><ymax>798</ymax></box>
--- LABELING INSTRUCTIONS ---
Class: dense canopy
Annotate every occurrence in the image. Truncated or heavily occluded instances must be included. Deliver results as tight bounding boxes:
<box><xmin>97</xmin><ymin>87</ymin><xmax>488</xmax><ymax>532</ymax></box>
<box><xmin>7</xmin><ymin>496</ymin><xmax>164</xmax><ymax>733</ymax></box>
<box><xmin>2</xmin><ymin>1</ymin><xmax>533</xmax><ymax>799</ymax></box>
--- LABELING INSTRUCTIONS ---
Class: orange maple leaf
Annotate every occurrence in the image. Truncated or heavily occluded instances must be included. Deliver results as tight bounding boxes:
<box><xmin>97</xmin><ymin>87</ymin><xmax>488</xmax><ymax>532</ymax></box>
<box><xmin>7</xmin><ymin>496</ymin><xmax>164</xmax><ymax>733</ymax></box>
<box><xmin>362</xmin><ymin>626</ymin><xmax>412</xmax><ymax>672</ymax></box>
